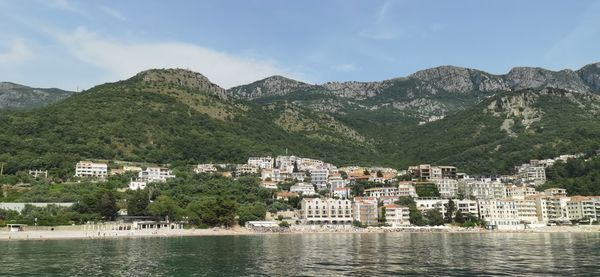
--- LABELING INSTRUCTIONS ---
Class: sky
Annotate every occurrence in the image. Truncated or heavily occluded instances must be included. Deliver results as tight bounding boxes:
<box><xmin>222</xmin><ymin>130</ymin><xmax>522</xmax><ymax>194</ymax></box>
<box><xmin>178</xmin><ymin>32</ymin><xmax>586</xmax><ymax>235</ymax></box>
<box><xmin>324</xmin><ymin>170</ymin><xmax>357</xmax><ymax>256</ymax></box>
<box><xmin>1</xmin><ymin>0</ymin><xmax>599</xmax><ymax>90</ymax></box>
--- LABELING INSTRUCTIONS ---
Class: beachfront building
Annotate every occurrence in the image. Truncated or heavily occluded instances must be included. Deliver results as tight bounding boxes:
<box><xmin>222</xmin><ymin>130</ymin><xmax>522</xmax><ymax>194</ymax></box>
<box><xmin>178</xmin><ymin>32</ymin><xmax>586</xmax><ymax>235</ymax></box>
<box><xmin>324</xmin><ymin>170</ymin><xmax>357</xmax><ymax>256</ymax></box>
<box><xmin>567</xmin><ymin>196</ymin><xmax>598</xmax><ymax>222</ymax></box>
<box><xmin>290</xmin><ymin>183</ymin><xmax>317</xmax><ymax>196</ymax></box>
<box><xmin>75</xmin><ymin>161</ymin><xmax>108</xmax><ymax>178</ymax></box>
<box><xmin>477</xmin><ymin>199</ymin><xmax>523</xmax><ymax>230</ymax></box>
<box><xmin>300</xmin><ymin>198</ymin><xmax>353</xmax><ymax>225</ymax></box>
<box><xmin>383</xmin><ymin>204</ymin><xmax>410</xmax><ymax>227</ymax></box>
<box><xmin>138</xmin><ymin>167</ymin><xmax>175</xmax><ymax>183</ymax></box>
<box><xmin>353</xmin><ymin>197</ymin><xmax>379</xmax><ymax>226</ymax></box>
<box><xmin>247</xmin><ymin>156</ymin><xmax>274</xmax><ymax>170</ymax></box>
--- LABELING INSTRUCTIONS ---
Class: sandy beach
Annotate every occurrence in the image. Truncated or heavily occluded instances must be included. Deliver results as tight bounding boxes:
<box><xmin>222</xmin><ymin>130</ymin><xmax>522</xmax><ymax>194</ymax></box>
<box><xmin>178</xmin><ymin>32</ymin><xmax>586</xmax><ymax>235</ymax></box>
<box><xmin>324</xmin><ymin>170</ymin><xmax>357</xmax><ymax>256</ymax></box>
<box><xmin>2</xmin><ymin>225</ymin><xmax>600</xmax><ymax>241</ymax></box>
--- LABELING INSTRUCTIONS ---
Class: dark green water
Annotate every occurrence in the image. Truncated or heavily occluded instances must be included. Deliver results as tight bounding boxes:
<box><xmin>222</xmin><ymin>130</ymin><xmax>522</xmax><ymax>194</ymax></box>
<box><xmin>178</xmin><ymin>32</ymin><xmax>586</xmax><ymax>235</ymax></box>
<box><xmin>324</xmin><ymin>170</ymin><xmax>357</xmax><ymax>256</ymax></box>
<box><xmin>1</xmin><ymin>233</ymin><xmax>599</xmax><ymax>276</ymax></box>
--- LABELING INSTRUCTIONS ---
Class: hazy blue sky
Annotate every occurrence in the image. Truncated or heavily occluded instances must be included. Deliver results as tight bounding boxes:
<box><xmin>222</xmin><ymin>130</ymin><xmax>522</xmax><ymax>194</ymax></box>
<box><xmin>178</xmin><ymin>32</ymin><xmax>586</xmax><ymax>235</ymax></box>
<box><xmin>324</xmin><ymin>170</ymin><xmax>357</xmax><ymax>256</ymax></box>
<box><xmin>1</xmin><ymin>0</ymin><xmax>599</xmax><ymax>90</ymax></box>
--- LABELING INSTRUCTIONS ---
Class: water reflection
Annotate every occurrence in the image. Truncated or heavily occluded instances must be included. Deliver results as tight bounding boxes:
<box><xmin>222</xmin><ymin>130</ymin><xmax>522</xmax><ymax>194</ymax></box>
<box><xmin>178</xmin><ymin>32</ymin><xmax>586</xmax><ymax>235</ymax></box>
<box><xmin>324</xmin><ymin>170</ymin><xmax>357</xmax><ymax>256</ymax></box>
<box><xmin>1</xmin><ymin>233</ymin><xmax>599</xmax><ymax>276</ymax></box>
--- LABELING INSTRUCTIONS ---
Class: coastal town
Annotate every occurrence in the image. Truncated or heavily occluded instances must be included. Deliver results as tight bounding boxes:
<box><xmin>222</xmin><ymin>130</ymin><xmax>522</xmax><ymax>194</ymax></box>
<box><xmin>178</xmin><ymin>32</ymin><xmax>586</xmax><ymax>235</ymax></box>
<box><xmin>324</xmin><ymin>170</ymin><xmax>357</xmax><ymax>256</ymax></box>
<box><xmin>2</xmin><ymin>151</ymin><xmax>599</xmax><ymax>238</ymax></box>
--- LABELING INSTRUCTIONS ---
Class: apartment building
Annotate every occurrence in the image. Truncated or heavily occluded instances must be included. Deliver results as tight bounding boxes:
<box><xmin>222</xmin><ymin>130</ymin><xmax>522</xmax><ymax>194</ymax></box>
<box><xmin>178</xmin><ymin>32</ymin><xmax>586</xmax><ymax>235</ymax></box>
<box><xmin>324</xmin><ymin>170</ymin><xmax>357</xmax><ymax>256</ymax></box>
<box><xmin>353</xmin><ymin>197</ymin><xmax>379</xmax><ymax>226</ymax></box>
<box><xmin>365</xmin><ymin>187</ymin><xmax>399</xmax><ymax>198</ymax></box>
<box><xmin>75</xmin><ymin>161</ymin><xmax>108</xmax><ymax>178</ymax></box>
<box><xmin>138</xmin><ymin>167</ymin><xmax>175</xmax><ymax>183</ymax></box>
<box><xmin>434</xmin><ymin>178</ymin><xmax>458</xmax><ymax>199</ymax></box>
<box><xmin>383</xmin><ymin>204</ymin><xmax>410</xmax><ymax>227</ymax></box>
<box><xmin>300</xmin><ymin>198</ymin><xmax>353</xmax><ymax>224</ymax></box>
<box><xmin>247</xmin><ymin>156</ymin><xmax>273</xmax><ymax>170</ymax></box>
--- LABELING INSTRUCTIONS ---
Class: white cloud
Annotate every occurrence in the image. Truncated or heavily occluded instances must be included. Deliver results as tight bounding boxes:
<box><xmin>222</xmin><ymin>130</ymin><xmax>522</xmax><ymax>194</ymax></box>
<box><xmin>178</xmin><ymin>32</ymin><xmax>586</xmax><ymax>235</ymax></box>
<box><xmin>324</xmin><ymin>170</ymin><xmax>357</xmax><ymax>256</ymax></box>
<box><xmin>100</xmin><ymin>6</ymin><xmax>126</xmax><ymax>21</ymax></box>
<box><xmin>333</xmin><ymin>63</ymin><xmax>358</xmax><ymax>72</ymax></box>
<box><xmin>50</xmin><ymin>27</ymin><xmax>307</xmax><ymax>88</ymax></box>
<box><xmin>0</xmin><ymin>39</ymin><xmax>32</xmax><ymax>64</ymax></box>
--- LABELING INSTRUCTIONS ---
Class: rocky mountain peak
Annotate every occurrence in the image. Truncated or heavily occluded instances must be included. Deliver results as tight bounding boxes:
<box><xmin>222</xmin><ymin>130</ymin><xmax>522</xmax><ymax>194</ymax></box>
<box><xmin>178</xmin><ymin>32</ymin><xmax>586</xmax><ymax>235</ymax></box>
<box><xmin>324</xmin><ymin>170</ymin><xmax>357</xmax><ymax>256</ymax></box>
<box><xmin>408</xmin><ymin>65</ymin><xmax>508</xmax><ymax>93</ymax></box>
<box><xmin>134</xmin><ymin>68</ymin><xmax>227</xmax><ymax>98</ymax></box>
<box><xmin>504</xmin><ymin>67</ymin><xmax>588</xmax><ymax>92</ymax></box>
<box><xmin>577</xmin><ymin>62</ymin><xmax>600</xmax><ymax>91</ymax></box>
<box><xmin>227</xmin><ymin>75</ymin><xmax>314</xmax><ymax>100</ymax></box>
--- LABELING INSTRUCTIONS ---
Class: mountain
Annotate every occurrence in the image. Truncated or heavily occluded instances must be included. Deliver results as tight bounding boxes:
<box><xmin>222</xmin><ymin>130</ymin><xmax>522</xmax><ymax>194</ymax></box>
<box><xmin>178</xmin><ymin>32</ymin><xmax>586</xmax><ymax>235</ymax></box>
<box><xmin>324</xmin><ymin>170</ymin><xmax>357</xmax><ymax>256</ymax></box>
<box><xmin>1</xmin><ymin>63</ymin><xmax>600</xmax><ymax>176</ymax></box>
<box><xmin>0</xmin><ymin>82</ymin><xmax>77</xmax><ymax>110</ymax></box>
<box><xmin>0</xmin><ymin>69</ymin><xmax>378</xmax><ymax>176</ymax></box>
<box><xmin>228</xmin><ymin>62</ymin><xmax>600</xmax><ymax>124</ymax></box>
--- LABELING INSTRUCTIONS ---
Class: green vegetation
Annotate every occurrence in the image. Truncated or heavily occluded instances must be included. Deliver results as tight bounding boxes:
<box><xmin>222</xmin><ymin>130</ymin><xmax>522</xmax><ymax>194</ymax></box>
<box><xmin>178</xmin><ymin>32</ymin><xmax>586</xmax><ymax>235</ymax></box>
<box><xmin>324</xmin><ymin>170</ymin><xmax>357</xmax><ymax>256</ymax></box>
<box><xmin>538</xmin><ymin>155</ymin><xmax>600</xmax><ymax>196</ymax></box>
<box><xmin>0</xmin><ymin>173</ymin><xmax>273</xmax><ymax>227</ymax></box>
<box><xmin>415</xmin><ymin>183</ymin><xmax>440</xmax><ymax>198</ymax></box>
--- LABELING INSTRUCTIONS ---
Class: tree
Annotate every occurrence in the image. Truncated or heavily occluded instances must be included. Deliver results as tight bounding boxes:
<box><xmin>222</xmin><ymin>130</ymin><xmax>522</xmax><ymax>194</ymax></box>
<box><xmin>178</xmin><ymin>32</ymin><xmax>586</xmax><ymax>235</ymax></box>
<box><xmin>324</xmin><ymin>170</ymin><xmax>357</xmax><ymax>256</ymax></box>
<box><xmin>187</xmin><ymin>197</ymin><xmax>237</xmax><ymax>227</ymax></box>
<box><xmin>363</xmin><ymin>170</ymin><xmax>371</xmax><ymax>176</ymax></box>
<box><xmin>454</xmin><ymin>210</ymin><xmax>465</xmax><ymax>224</ymax></box>
<box><xmin>424</xmin><ymin>208</ymin><xmax>444</xmax><ymax>226</ymax></box>
<box><xmin>293</xmin><ymin>161</ymin><xmax>299</xmax><ymax>173</ymax></box>
<box><xmin>97</xmin><ymin>191</ymin><xmax>118</xmax><ymax>220</ymax></box>
<box><xmin>127</xmin><ymin>190</ymin><xmax>149</xmax><ymax>216</ymax></box>
<box><xmin>376</xmin><ymin>170</ymin><xmax>383</xmax><ymax>178</ymax></box>
<box><xmin>444</xmin><ymin>199</ymin><xmax>456</xmax><ymax>223</ymax></box>
<box><xmin>279</xmin><ymin>221</ymin><xmax>290</xmax><ymax>228</ymax></box>
<box><xmin>238</xmin><ymin>202</ymin><xmax>266</xmax><ymax>225</ymax></box>
<box><xmin>408</xmin><ymin>205</ymin><xmax>426</xmax><ymax>226</ymax></box>
<box><xmin>148</xmin><ymin>195</ymin><xmax>183</xmax><ymax>221</ymax></box>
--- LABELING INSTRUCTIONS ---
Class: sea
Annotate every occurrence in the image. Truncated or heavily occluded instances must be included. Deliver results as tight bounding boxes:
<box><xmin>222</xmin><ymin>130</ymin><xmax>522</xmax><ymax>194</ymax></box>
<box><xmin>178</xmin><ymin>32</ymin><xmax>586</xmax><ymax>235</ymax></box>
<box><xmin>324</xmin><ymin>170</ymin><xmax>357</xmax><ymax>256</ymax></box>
<box><xmin>1</xmin><ymin>232</ymin><xmax>599</xmax><ymax>276</ymax></box>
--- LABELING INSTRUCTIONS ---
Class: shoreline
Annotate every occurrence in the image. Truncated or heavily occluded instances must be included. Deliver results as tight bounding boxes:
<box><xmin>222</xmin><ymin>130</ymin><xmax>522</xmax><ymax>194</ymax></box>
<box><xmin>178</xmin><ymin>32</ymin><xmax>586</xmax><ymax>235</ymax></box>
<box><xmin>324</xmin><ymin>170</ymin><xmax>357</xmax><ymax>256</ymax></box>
<box><xmin>1</xmin><ymin>225</ymin><xmax>600</xmax><ymax>241</ymax></box>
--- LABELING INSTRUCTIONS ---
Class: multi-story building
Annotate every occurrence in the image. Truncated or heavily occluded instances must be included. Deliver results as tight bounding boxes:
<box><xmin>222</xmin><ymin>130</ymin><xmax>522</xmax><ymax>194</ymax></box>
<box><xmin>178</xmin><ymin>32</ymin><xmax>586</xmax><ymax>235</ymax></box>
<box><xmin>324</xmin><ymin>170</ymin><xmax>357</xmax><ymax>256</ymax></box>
<box><xmin>75</xmin><ymin>161</ymin><xmax>108</xmax><ymax>178</ymax></box>
<box><xmin>505</xmin><ymin>185</ymin><xmax>537</xmax><ymax>199</ymax></box>
<box><xmin>300</xmin><ymin>198</ymin><xmax>353</xmax><ymax>225</ymax></box>
<box><xmin>290</xmin><ymin>183</ymin><xmax>317</xmax><ymax>196</ymax></box>
<box><xmin>383</xmin><ymin>204</ymin><xmax>411</xmax><ymax>227</ymax></box>
<box><xmin>516</xmin><ymin>163</ymin><xmax>546</xmax><ymax>186</ymax></box>
<box><xmin>235</xmin><ymin>164</ymin><xmax>259</xmax><ymax>176</ymax></box>
<box><xmin>261</xmin><ymin>169</ymin><xmax>291</xmax><ymax>182</ymax></box>
<box><xmin>409</xmin><ymin>165</ymin><xmax>457</xmax><ymax>180</ymax></box>
<box><xmin>194</xmin><ymin>164</ymin><xmax>217</xmax><ymax>174</ymax></box>
<box><xmin>328</xmin><ymin>175</ymin><xmax>349</xmax><ymax>191</ymax></box>
<box><xmin>477</xmin><ymin>199</ymin><xmax>522</xmax><ymax>230</ymax></box>
<box><xmin>138</xmin><ymin>167</ymin><xmax>175</xmax><ymax>183</ymax></box>
<box><xmin>567</xmin><ymin>196</ymin><xmax>597</xmax><ymax>221</ymax></box>
<box><xmin>365</xmin><ymin>187</ymin><xmax>399</xmax><ymax>198</ymax></box>
<box><xmin>247</xmin><ymin>156</ymin><xmax>273</xmax><ymax>170</ymax></box>
<box><xmin>458</xmin><ymin>179</ymin><xmax>506</xmax><ymax>199</ymax></box>
<box><xmin>29</xmin><ymin>170</ymin><xmax>48</xmax><ymax>178</ymax></box>
<box><xmin>353</xmin><ymin>197</ymin><xmax>378</xmax><ymax>226</ymax></box>
<box><xmin>310</xmin><ymin>168</ymin><xmax>329</xmax><ymax>189</ymax></box>
<box><xmin>397</xmin><ymin>182</ymin><xmax>418</xmax><ymax>198</ymax></box>
<box><xmin>333</xmin><ymin>187</ymin><xmax>351</xmax><ymax>199</ymax></box>
<box><xmin>434</xmin><ymin>178</ymin><xmax>458</xmax><ymax>199</ymax></box>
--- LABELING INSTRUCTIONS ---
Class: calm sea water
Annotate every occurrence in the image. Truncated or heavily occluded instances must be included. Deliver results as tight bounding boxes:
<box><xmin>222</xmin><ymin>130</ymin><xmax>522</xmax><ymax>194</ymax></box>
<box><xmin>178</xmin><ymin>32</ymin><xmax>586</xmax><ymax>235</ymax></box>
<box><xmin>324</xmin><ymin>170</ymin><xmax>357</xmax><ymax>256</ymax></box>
<box><xmin>1</xmin><ymin>233</ymin><xmax>599</xmax><ymax>276</ymax></box>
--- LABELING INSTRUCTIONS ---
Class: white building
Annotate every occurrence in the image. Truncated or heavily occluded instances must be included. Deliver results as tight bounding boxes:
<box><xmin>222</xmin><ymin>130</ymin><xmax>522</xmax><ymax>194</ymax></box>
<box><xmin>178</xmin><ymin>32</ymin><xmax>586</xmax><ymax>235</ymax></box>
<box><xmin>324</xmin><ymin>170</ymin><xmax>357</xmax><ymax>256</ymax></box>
<box><xmin>333</xmin><ymin>187</ymin><xmax>351</xmax><ymax>199</ymax></box>
<box><xmin>310</xmin><ymin>168</ymin><xmax>329</xmax><ymax>189</ymax></box>
<box><xmin>328</xmin><ymin>175</ymin><xmax>350</xmax><ymax>192</ymax></box>
<box><xmin>365</xmin><ymin>187</ymin><xmax>399</xmax><ymax>198</ymax></box>
<box><xmin>247</xmin><ymin>156</ymin><xmax>273</xmax><ymax>170</ymax></box>
<box><xmin>235</xmin><ymin>164</ymin><xmax>259</xmax><ymax>176</ymax></box>
<box><xmin>194</xmin><ymin>164</ymin><xmax>217</xmax><ymax>174</ymax></box>
<box><xmin>138</xmin><ymin>167</ymin><xmax>175</xmax><ymax>183</ymax></box>
<box><xmin>353</xmin><ymin>197</ymin><xmax>379</xmax><ymax>226</ymax></box>
<box><xmin>261</xmin><ymin>169</ymin><xmax>290</xmax><ymax>182</ymax></box>
<box><xmin>398</xmin><ymin>182</ymin><xmax>418</xmax><ymax>198</ymax></box>
<box><xmin>516</xmin><ymin>163</ymin><xmax>546</xmax><ymax>186</ymax></box>
<box><xmin>567</xmin><ymin>196</ymin><xmax>598</xmax><ymax>222</ymax></box>
<box><xmin>505</xmin><ymin>185</ymin><xmax>537</xmax><ymax>199</ymax></box>
<box><xmin>29</xmin><ymin>170</ymin><xmax>48</xmax><ymax>178</ymax></box>
<box><xmin>458</xmin><ymin>179</ymin><xmax>506</xmax><ymax>199</ymax></box>
<box><xmin>300</xmin><ymin>198</ymin><xmax>353</xmax><ymax>224</ymax></box>
<box><xmin>128</xmin><ymin>179</ymin><xmax>148</xmax><ymax>190</ymax></box>
<box><xmin>434</xmin><ymin>178</ymin><xmax>458</xmax><ymax>199</ymax></box>
<box><xmin>477</xmin><ymin>199</ymin><xmax>523</xmax><ymax>230</ymax></box>
<box><xmin>75</xmin><ymin>161</ymin><xmax>108</xmax><ymax>178</ymax></box>
<box><xmin>290</xmin><ymin>183</ymin><xmax>317</xmax><ymax>196</ymax></box>
<box><xmin>383</xmin><ymin>204</ymin><xmax>411</xmax><ymax>227</ymax></box>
